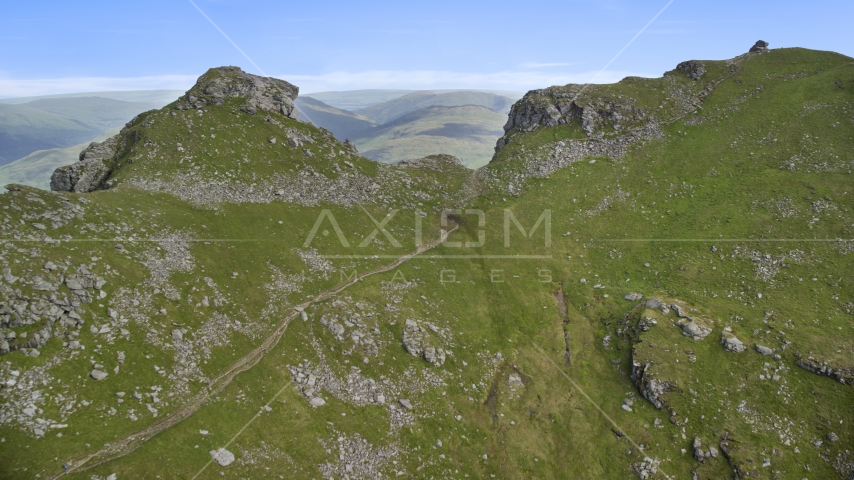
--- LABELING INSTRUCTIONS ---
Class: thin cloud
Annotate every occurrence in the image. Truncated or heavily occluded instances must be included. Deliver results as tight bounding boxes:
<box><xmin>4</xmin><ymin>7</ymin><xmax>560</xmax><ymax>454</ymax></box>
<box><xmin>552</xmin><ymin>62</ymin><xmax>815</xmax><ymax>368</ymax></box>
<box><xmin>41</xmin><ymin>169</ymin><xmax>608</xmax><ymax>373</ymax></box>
<box><xmin>0</xmin><ymin>74</ymin><xmax>197</xmax><ymax>98</ymax></box>
<box><xmin>520</xmin><ymin>62</ymin><xmax>578</xmax><ymax>68</ymax></box>
<box><xmin>282</xmin><ymin>69</ymin><xmax>649</xmax><ymax>94</ymax></box>
<box><xmin>0</xmin><ymin>69</ymin><xmax>654</xmax><ymax>99</ymax></box>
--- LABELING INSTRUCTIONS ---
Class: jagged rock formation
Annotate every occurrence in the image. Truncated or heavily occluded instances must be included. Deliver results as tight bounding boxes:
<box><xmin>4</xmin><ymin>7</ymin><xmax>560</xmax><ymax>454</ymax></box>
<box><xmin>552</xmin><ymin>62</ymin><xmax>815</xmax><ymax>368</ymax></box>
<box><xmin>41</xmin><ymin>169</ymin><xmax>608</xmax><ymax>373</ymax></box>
<box><xmin>49</xmin><ymin>137</ymin><xmax>118</xmax><ymax>192</ymax></box>
<box><xmin>749</xmin><ymin>40</ymin><xmax>770</xmax><ymax>53</ymax></box>
<box><xmin>176</xmin><ymin>66</ymin><xmax>299</xmax><ymax>118</ymax></box>
<box><xmin>496</xmin><ymin>90</ymin><xmax>649</xmax><ymax>149</ymax></box>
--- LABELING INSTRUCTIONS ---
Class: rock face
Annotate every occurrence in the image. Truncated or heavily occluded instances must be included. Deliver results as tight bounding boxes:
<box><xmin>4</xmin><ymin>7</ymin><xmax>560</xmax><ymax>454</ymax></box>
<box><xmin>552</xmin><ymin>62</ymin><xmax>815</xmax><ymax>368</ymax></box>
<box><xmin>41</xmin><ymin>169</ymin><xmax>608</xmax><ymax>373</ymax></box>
<box><xmin>177</xmin><ymin>66</ymin><xmax>299</xmax><ymax>118</ymax></box>
<box><xmin>631</xmin><ymin>361</ymin><xmax>675</xmax><ymax>409</ymax></box>
<box><xmin>496</xmin><ymin>88</ymin><xmax>649</xmax><ymax>150</ymax></box>
<box><xmin>50</xmin><ymin>137</ymin><xmax>118</xmax><ymax>192</ymax></box>
<box><xmin>749</xmin><ymin>40</ymin><xmax>770</xmax><ymax>53</ymax></box>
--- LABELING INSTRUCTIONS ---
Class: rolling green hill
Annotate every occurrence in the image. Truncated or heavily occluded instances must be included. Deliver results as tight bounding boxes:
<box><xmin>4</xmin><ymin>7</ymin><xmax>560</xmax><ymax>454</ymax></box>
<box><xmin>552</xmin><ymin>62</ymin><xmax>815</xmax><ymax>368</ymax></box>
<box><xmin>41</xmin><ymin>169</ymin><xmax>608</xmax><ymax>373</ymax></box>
<box><xmin>0</xmin><ymin>103</ymin><xmax>103</xmax><ymax>164</ymax></box>
<box><xmin>302</xmin><ymin>89</ymin><xmax>414</xmax><ymax>110</ymax></box>
<box><xmin>0</xmin><ymin>96</ymin><xmax>166</xmax><ymax>166</ymax></box>
<box><xmin>353</xmin><ymin>104</ymin><xmax>507</xmax><ymax>168</ymax></box>
<box><xmin>355</xmin><ymin>90</ymin><xmax>516</xmax><ymax>124</ymax></box>
<box><xmin>299</xmin><ymin>91</ymin><xmax>517</xmax><ymax>168</ymax></box>
<box><xmin>1</xmin><ymin>45</ymin><xmax>853</xmax><ymax>480</ymax></box>
<box><xmin>294</xmin><ymin>96</ymin><xmax>377</xmax><ymax>141</ymax></box>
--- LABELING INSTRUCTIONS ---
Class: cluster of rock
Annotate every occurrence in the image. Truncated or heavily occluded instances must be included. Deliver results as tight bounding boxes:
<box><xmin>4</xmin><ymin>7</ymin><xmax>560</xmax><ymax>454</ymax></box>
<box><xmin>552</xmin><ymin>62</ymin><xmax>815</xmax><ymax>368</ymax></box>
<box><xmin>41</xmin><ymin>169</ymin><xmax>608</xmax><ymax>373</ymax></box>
<box><xmin>289</xmin><ymin>361</ymin><xmax>389</xmax><ymax>408</ymax></box>
<box><xmin>631</xmin><ymin>457</ymin><xmax>661</xmax><ymax>479</ymax></box>
<box><xmin>318</xmin><ymin>309</ymin><xmax>380</xmax><ymax>357</ymax></box>
<box><xmin>175</xmin><ymin>66</ymin><xmax>299</xmax><ymax>119</ymax></box>
<box><xmin>318</xmin><ymin>432</ymin><xmax>401</xmax><ymax>479</ymax></box>
<box><xmin>692</xmin><ymin>436</ymin><xmax>719</xmax><ymax>463</ymax></box>
<box><xmin>1</xmin><ymin>263</ymin><xmax>106</xmax><ymax>355</ymax></box>
<box><xmin>402</xmin><ymin>319</ymin><xmax>447</xmax><ymax>366</ymax></box>
<box><xmin>0</xmin><ymin>356</ymin><xmax>72</xmax><ymax>437</ymax></box>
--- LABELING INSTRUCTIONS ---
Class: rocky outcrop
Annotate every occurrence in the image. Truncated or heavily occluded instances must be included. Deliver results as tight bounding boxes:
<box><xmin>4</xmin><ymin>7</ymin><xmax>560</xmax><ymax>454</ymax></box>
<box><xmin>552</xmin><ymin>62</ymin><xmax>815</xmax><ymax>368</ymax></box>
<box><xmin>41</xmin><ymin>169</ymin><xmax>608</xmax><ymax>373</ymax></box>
<box><xmin>631</xmin><ymin>360</ymin><xmax>675</xmax><ymax>409</ymax></box>
<box><xmin>749</xmin><ymin>40</ymin><xmax>769</xmax><ymax>53</ymax></box>
<box><xmin>675</xmin><ymin>61</ymin><xmax>706</xmax><ymax>81</ymax></box>
<box><xmin>49</xmin><ymin>137</ymin><xmax>118</xmax><ymax>192</ymax></box>
<box><xmin>720</xmin><ymin>327</ymin><xmax>746</xmax><ymax>352</ymax></box>
<box><xmin>175</xmin><ymin>66</ymin><xmax>299</xmax><ymax>118</ymax></box>
<box><xmin>795</xmin><ymin>355</ymin><xmax>854</xmax><ymax>385</ymax></box>
<box><xmin>496</xmin><ymin>89</ymin><xmax>649</xmax><ymax>151</ymax></box>
<box><xmin>677</xmin><ymin>318</ymin><xmax>712</xmax><ymax>340</ymax></box>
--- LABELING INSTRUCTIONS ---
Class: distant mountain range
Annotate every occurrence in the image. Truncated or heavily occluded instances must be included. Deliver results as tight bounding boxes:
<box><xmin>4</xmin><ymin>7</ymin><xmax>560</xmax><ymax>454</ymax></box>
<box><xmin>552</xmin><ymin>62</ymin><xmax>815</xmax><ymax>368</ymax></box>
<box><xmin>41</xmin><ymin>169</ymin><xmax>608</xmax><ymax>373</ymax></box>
<box><xmin>0</xmin><ymin>90</ymin><xmax>181</xmax><ymax>187</ymax></box>
<box><xmin>296</xmin><ymin>90</ymin><xmax>521</xmax><ymax>168</ymax></box>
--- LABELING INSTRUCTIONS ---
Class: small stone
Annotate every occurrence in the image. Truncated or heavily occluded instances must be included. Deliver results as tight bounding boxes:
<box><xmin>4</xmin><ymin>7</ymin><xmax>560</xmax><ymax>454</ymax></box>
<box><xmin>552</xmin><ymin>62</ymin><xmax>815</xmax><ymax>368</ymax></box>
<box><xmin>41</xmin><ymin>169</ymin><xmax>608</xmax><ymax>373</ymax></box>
<box><xmin>624</xmin><ymin>293</ymin><xmax>643</xmax><ymax>302</ymax></box>
<box><xmin>398</xmin><ymin>399</ymin><xmax>413</xmax><ymax>410</ymax></box>
<box><xmin>90</xmin><ymin>370</ymin><xmax>108</xmax><ymax>381</ymax></box>
<box><xmin>827</xmin><ymin>432</ymin><xmax>839</xmax><ymax>442</ymax></box>
<box><xmin>309</xmin><ymin>397</ymin><xmax>326</xmax><ymax>407</ymax></box>
<box><xmin>755</xmin><ymin>345</ymin><xmax>774</xmax><ymax>356</ymax></box>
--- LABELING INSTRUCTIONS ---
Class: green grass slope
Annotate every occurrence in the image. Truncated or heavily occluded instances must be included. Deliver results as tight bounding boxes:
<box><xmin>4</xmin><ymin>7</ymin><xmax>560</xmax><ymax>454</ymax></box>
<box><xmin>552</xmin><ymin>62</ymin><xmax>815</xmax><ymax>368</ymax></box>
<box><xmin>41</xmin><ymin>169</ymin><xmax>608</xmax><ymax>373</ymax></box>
<box><xmin>354</xmin><ymin>105</ymin><xmax>507</xmax><ymax>168</ymax></box>
<box><xmin>0</xmin><ymin>48</ymin><xmax>853</xmax><ymax>480</ymax></box>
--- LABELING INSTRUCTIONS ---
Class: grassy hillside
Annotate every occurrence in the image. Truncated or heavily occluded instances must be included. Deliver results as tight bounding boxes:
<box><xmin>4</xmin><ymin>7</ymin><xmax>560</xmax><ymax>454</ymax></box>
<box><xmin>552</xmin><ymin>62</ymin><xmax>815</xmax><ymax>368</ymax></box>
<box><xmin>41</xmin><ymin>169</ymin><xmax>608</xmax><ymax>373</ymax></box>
<box><xmin>354</xmin><ymin>105</ymin><xmax>507</xmax><ymax>168</ymax></box>
<box><xmin>0</xmin><ymin>127</ymin><xmax>122</xmax><ymax>190</ymax></box>
<box><xmin>0</xmin><ymin>48</ymin><xmax>853</xmax><ymax>480</ymax></box>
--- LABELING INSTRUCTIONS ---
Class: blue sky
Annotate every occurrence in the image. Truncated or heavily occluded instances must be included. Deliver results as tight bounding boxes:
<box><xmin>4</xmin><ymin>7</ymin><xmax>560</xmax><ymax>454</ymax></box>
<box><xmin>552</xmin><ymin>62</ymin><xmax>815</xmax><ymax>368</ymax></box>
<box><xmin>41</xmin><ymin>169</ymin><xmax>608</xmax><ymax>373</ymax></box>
<box><xmin>1</xmin><ymin>0</ymin><xmax>852</xmax><ymax>97</ymax></box>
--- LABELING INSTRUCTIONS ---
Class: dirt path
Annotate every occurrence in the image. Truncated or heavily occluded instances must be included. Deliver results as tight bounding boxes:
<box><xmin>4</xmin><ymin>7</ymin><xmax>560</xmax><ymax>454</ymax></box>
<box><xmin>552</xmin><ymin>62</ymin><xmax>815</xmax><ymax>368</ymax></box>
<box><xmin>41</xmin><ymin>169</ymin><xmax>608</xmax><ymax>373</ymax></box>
<box><xmin>57</xmin><ymin>223</ymin><xmax>458</xmax><ymax>478</ymax></box>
